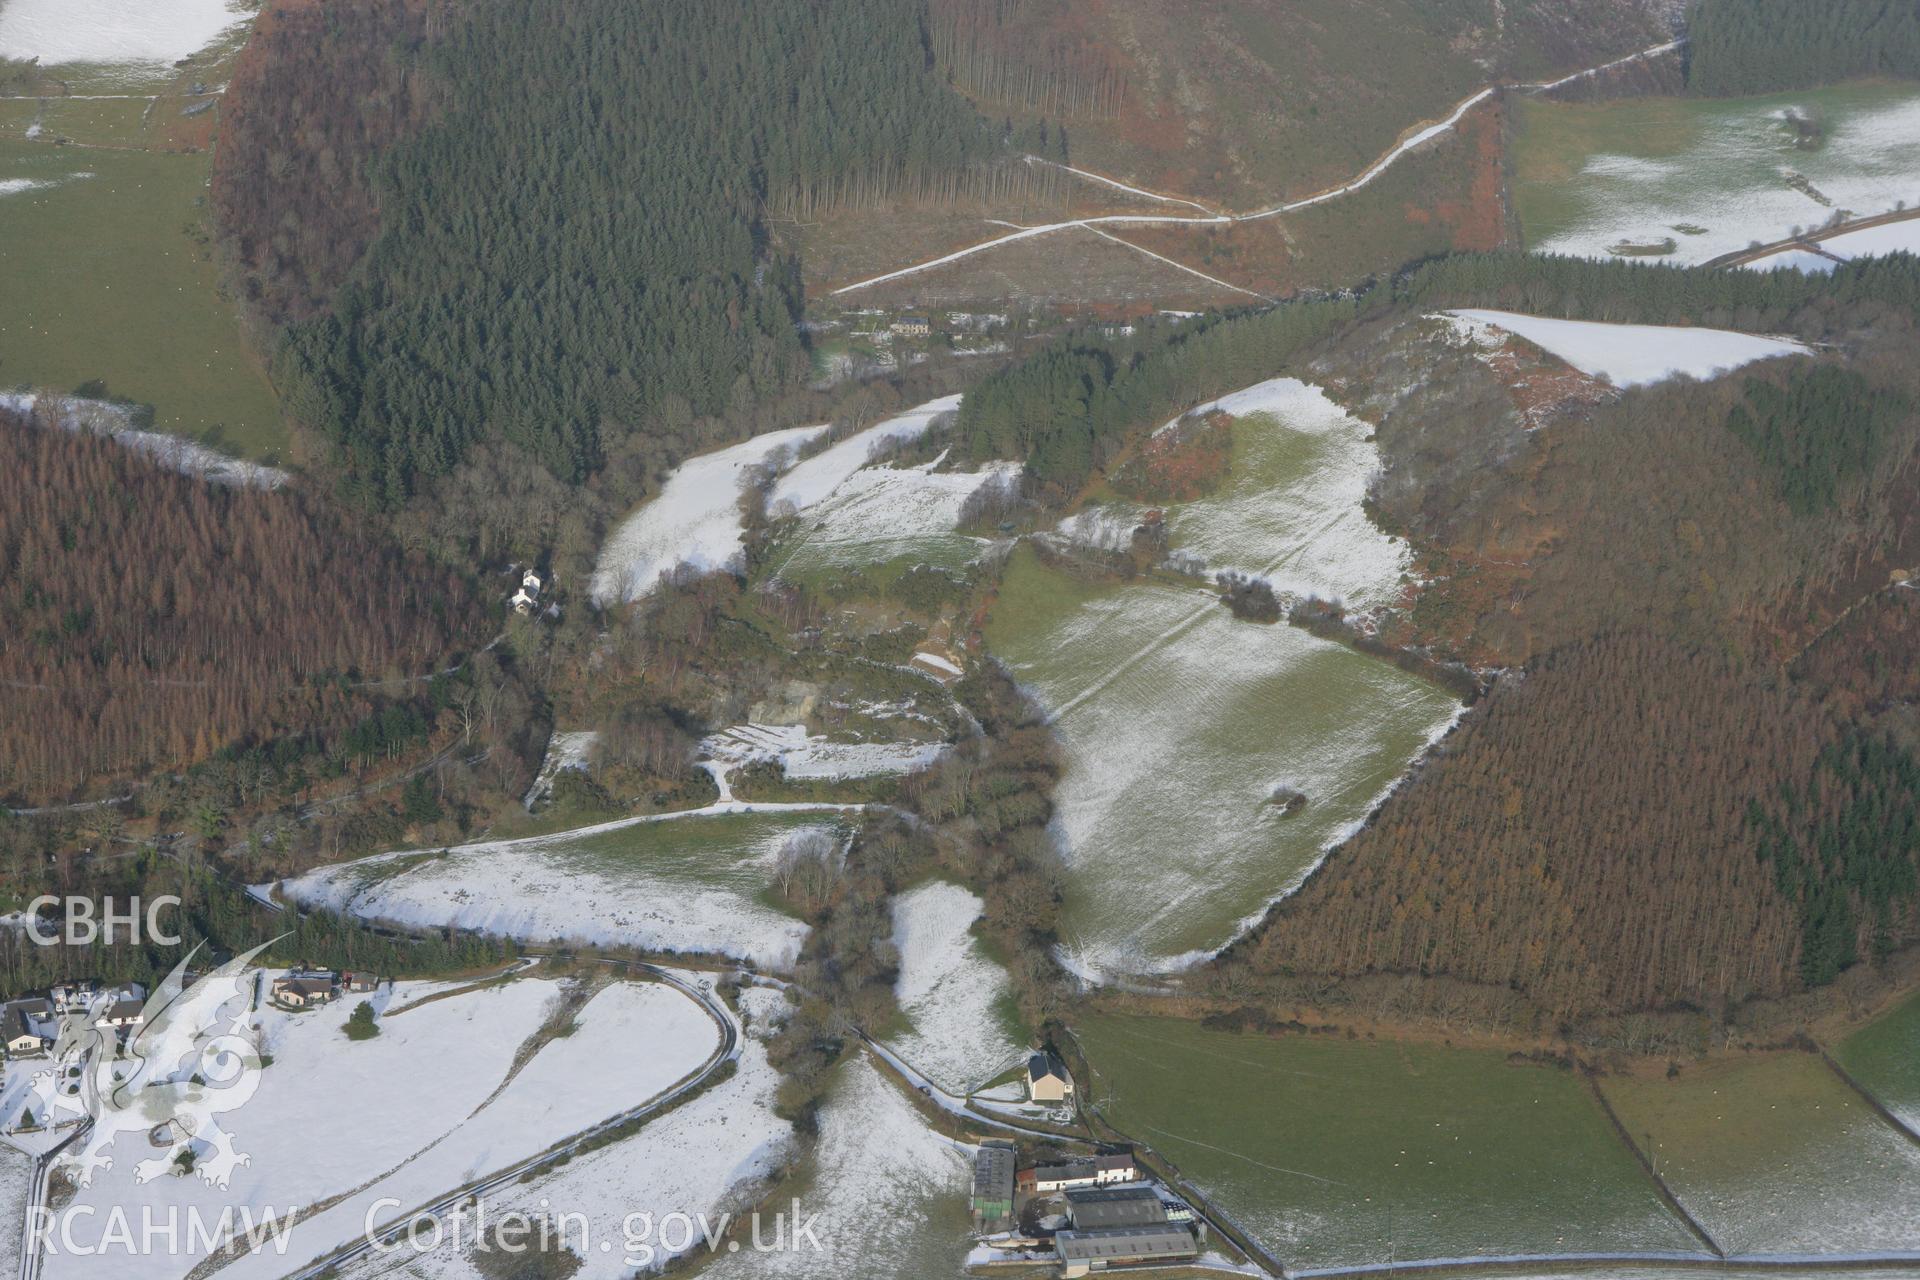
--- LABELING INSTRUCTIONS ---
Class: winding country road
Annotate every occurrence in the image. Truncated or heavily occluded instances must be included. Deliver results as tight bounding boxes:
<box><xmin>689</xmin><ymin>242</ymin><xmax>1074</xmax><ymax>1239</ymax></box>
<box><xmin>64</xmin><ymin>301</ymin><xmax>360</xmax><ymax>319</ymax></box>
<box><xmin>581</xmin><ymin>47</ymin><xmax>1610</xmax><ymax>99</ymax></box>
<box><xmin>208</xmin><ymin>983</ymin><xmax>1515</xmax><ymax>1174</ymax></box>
<box><xmin>273</xmin><ymin>961</ymin><xmax>738</xmax><ymax>1280</ymax></box>
<box><xmin>1705</xmin><ymin>204</ymin><xmax>1920</xmax><ymax>270</ymax></box>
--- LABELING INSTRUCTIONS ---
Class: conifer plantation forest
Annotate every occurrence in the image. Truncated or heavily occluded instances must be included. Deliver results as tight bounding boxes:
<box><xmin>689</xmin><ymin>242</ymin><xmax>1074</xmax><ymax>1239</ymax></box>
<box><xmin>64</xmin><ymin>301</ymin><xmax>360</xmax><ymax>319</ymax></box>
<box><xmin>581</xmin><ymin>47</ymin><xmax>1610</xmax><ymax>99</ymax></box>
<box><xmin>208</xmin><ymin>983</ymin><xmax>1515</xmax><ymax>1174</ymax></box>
<box><xmin>1687</xmin><ymin>0</ymin><xmax>1920</xmax><ymax>96</ymax></box>
<box><xmin>11</xmin><ymin>0</ymin><xmax>1920</xmax><ymax>1120</ymax></box>
<box><xmin>22</xmin><ymin>0</ymin><xmax>1920</xmax><ymax>1271</ymax></box>
<box><xmin>0</xmin><ymin>407</ymin><xmax>485</xmax><ymax>804</ymax></box>
<box><xmin>255</xmin><ymin>0</ymin><xmax>1037</xmax><ymax>506</ymax></box>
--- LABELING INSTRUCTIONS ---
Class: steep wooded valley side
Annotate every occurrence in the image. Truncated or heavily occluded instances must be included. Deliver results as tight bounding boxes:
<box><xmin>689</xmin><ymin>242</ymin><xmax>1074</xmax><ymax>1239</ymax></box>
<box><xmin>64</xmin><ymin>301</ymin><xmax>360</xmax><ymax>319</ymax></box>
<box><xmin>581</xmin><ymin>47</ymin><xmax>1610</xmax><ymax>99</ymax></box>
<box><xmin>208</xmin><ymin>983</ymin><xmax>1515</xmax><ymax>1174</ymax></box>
<box><xmin>0</xmin><ymin>407</ymin><xmax>488</xmax><ymax>807</ymax></box>
<box><xmin>211</xmin><ymin>0</ymin><xmax>431</xmax><ymax>327</ymax></box>
<box><xmin>1211</xmin><ymin>258</ymin><xmax>1920</xmax><ymax>1035</ymax></box>
<box><xmin>15</xmin><ymin>0</ymin><xmax>1920</xmax><ymax>1051</ymax></box>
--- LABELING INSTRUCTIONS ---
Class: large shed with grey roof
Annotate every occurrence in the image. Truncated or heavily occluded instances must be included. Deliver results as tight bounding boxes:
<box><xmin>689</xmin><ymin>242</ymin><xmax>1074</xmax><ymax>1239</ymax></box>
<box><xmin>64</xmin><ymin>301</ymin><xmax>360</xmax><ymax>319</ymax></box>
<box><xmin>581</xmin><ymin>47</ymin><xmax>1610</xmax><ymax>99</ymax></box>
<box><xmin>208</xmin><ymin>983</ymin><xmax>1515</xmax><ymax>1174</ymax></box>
<box><xmin>1055</xmin><ymin>1223</ymin><xmax>1199</xmax><ymax>1277</ymax></box>
<box><xmin>972</xmin><ymin>1142</ymin><xmax>1015</xmax><ymax>1230</ymax></box>
<box><xmin>1065</xmin><ymin>1183</ymin><xmax>1167</xmax><ymax>1230</ymax></box>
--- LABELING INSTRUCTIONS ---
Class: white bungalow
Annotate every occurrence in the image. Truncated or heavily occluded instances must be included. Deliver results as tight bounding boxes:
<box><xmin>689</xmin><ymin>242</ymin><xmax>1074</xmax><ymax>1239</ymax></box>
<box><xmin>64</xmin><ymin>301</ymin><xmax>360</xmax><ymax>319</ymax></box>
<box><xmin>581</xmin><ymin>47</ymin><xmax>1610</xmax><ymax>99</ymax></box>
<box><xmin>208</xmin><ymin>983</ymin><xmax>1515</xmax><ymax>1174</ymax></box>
<box><xmin>95</xmin><ymin>998</ymin><xmax>144</xmax><ymax>1030</ymax></box>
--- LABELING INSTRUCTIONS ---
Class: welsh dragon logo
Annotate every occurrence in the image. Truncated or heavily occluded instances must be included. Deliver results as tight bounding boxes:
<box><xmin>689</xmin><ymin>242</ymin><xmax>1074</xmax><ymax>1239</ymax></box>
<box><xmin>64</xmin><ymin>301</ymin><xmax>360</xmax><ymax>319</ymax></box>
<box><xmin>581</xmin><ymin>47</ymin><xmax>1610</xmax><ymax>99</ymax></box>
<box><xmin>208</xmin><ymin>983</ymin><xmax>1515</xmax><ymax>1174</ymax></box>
<box><xmin>30</xmin><ymin>938</ymin><xmax>280</xmax><ymax>1190</ymax></box>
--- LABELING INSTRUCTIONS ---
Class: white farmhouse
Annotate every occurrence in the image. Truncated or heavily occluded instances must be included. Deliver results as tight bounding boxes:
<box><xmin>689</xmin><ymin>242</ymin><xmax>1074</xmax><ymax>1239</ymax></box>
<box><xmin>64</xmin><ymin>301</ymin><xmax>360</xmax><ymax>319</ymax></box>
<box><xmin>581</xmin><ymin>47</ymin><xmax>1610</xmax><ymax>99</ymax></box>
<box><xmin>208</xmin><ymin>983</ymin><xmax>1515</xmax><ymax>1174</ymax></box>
<box><xmin>1027</xmin><ymin>1049</ymin><xmax>1074</xmax><ymax>1104</ymax></box>
<box><xmin>511</xmin><ymin>568</ymin><xmax>545</xmax><ymax>616</ymax></box>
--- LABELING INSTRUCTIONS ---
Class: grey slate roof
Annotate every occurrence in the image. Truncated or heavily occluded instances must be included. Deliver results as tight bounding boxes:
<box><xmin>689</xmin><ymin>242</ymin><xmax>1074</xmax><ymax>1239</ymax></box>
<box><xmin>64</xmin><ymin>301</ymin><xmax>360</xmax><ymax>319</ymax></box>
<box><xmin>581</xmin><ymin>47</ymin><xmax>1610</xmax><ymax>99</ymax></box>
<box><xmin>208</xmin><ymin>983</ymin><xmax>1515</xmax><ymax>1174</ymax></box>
<box><xmin>973</xmin><ymin>1144</ymin><xmax>1015</xmax><ymax>1203</ymax></box>
<box><xmin>98</xmin><ymin>997</ymin><xmax>144</xmax><ymax>1023</ymax></box>
<box><xmin>1065</xmin><ymin>1183</ymin><xmax>1167</xmax><ymax>1229</ymax></box>
<box><xmin>1028</xmin><ymin>1050</ymin><xmax>1068</xmax><ymax>1082</ymax></box>
<box><xmin>1054</xmin><ymin>1224</ymin><xmax>1199</xmax><ymax>1263</ymax></box>
<box><xmin>3</xmin><ymin>1002</ymin><xmax>50</xmax><ymax>1042</ymax></box>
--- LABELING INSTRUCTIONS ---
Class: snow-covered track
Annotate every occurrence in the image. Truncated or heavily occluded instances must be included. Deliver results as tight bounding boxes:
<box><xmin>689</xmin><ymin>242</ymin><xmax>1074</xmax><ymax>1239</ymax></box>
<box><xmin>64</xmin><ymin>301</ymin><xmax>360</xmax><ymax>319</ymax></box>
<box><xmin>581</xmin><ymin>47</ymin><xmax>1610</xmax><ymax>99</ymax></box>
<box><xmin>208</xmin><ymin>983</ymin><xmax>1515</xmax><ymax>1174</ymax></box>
<box><xmin>830</xmin><ymin>37</ymin><xmax>1688</xmax><ymax>297</ymax></box>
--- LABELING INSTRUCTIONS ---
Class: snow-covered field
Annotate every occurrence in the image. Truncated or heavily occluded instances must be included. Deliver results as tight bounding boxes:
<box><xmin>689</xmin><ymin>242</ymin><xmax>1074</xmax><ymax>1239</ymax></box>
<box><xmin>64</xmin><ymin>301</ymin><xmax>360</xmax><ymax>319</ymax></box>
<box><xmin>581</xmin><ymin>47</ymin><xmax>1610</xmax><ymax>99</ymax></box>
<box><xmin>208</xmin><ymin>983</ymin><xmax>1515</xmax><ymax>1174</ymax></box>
<box><xmin>213</xmin><ymin>978</ymin><xmax>717</xmax><ymax>1280</ymax></box>
<box><xmin>1055</xmin><ymin>379</ymin><xmax>1411</xmax><ymax>605</ymax></box>
<box><xmin>591</xmin><ymin>424</ymin><xmax>826</xmax><ymax>605</ymax></box>
<box><xmin>701</xmin><ymin>1054</ymin><xmax>974</xmax><ymax>1280</ymax></box>
<box><xmin>41</xmin><ymin>975</ymin><xmax>718</xmax><ymax>1280</ymax></box>
<box><xmin>1818</xmin><ymin>218</ymin><xmax>1920</xmax><ymax>260</ymax></box>
<box><xmin>1522</xmin><ymin>85</ymin><xmax>1920</xmax><ymax>265</ymax></box>
<box><xmin>1</xmin><ymin>391</ymin><xmax>289</xmax><ymax>488</ymax></box>
<box><xmin>595</xmin><ymin>396</ymin><xmax>1013</xmax><ymax>600</ymax></box>
<box><xmin>0</xmin><ymin>1143</ymin><xmax>33</xmax><ymax>1280</ymax></box>
<box><xmin>1741</xmin><ymin>216</ymin><xmax>1920</xmax><ymax>273</ymax></box>
<box><xmin>1005</xmin><ymin>581</ymin><xmax>1460</xmax><ymax>979</ymax></box>
<box><xmin>767</xmin><ymin>394</ymin><xmax>961</xmax><ymax>513</ymax></box>
<box><xmin>593</xmin><ymin>396</ymin><xmax>975</xmax><ymax>606</ymax></box>
<box><xmin>0</xmin><ymin>0</ymin><xmax>250</xmax><ymax>70</ymax></box>
<box><xmin>992</xmin><ymin>377</ymin><xmax>1461</xmax><ymax>977</ymax></box>
<box><xmin>703</xmin><ymin>722</ymin><xmax>948</xmax><ymax>782</ymax></box>
<box><xmin>1742</xmin><ymin>248</ymin><xmax>1841</xmax><ymax>275</ymax></box>
<box><xmin>336</xmin><ymin>984</ymin><xmax>796</xmax><ymax>1280</ymax></box>
<box><xmin>523</xmin><ymin>729</ymin><xmax>600</xmax><ymax>809</ymax></box>
<box><xmin>770</xmin><ymin>458</ymin><xmax>1017</xmax><ymax>578</ymax></box>
<box><xmin>276</xmin><ymin>812</ymin><xmax>836</xmax><ymax>969</ymax></box>
<box><xmin>1160</xmin><ymin>379</ymin><xmax>1411</xmax><ymax>603</ymax></box>
<box><xmin>1442</xmin><ymin>311</ymin><xmax>1808</xmax><ymax>389</ymax></box>
<box><xmin>886</xmin><ymin>882</ymin><xmax>1026</xmax><ymax>1095</ymax></box>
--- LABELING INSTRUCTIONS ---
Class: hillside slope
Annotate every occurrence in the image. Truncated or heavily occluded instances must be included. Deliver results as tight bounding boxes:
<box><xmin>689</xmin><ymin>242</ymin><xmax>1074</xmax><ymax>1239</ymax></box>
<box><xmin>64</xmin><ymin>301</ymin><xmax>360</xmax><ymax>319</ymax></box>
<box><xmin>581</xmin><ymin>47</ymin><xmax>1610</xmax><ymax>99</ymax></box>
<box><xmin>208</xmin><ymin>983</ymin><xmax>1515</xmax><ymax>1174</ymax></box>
<box><xmin>933</xmin><ymin>0</ymin><xmax>1677</xmax><ymax>206</ymax></box>
<box><xmin>806</xmin><ymin>0</ymin><xmax>1679</xmax><ymax>307</ymax></box>
<box><xmin>1220</xmin><ymin>262</ymin><xmax>1920</xmax><ymax>1025</ymax></box>
<box><xmin>1237</xmin><ymin>636</ymin><xmax>1816</xmax><ymax>1018</ymax></box>
<box><xmin>218</xmin><ymin>0</ymin><xmax>1006</xmax><ymax>508</ymax></box>
<box><xmin>0</xmin><ymin>407</ymin><xmax>485</xmax><ymax>806</ymax></box>
<box><xmin>212</xmin><ymin>0</ymin><xmax>431</xmax><ymax>327</ymax></box>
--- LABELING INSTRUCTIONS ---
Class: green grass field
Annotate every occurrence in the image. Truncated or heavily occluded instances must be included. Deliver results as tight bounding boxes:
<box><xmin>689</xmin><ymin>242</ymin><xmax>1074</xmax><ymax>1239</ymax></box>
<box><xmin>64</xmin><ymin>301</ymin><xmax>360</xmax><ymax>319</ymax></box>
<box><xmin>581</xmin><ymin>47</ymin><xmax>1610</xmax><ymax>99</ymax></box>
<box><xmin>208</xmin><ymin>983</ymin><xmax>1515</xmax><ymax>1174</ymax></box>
<box><xmin>1600</xmin><ymin>1052</ymin><xmax>1920</xmax><ymax>1255</ymax></box>
<box><xmin>985</xmin><ymin>543</ymin><xmax>1456</xmax><ymax>977</ymax></box>
<box><xmin>1075</xmin><ymin>1013</ymin><xmax>1700</xmax><ymax>1270</ymax></box>
<box><xmin>0</xmin><ymin>97</ymin><xmax>153</xmax><ymax>148</ymax></box>
<box><xmin>1836</xmin><ymin>990</ymin><xmax>1920</xmax><ymax>1133</ymax></box>
<box><xmin>1512</xmin><ymin>81</ymin><xmax>1920</xmax><ymax>266</ymax></box>
<box><xmin>767</xmin><ymin>534</ymin><xmax>988</xmax><ymax>591</ymax></box>
<box><xmin>0</xmin><ymin>138</ymin><xmax>285</xmax><ymax>460</ymax></box>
